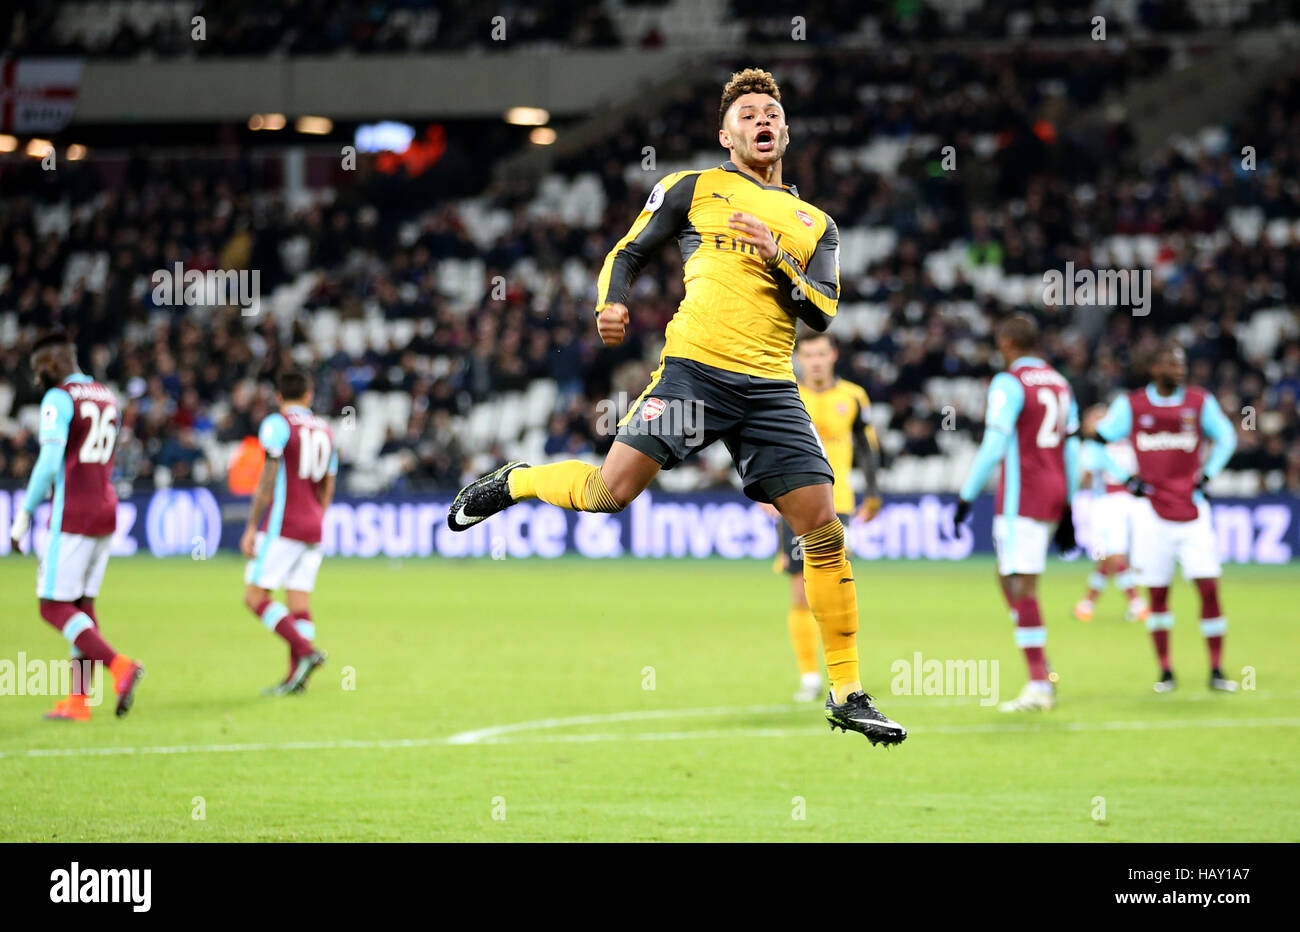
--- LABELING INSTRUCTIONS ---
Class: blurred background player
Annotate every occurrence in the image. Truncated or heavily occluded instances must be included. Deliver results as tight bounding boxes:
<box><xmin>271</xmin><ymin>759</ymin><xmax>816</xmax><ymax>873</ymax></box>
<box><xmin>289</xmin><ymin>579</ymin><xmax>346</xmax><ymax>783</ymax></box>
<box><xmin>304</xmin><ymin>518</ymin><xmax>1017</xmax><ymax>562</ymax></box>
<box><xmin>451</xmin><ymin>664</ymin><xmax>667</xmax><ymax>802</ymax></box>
<box><xmin>448</xmin><ymin>68</ymin><xmax>906</xmax><ymax>746</ymax></box>
<box><xmin>764</xmin><ymin>331</ymin><xmax>882</xmax><ymax>702</ymax></box>
<box><xmin>241</xmin><ymin>369</ymin><xmax>334</xmax><ymax>695</ymax></box>
<box><xmin>1093</xmin><ymin>343</ymin><xmax>1238</xmax><ymax>694</ymax></box>
<box><xmin>1074</xmin><ymin>405</ymin><xmax>1147</xmax><ymax>624</ymax></box>
<box><xmin>953</xmin><ymin>316</ymin><xmax>1080</xmax><ymax>712</ymax></box>
<box><xmin>7</xmin><ymin>331</ymin><xmax>143</xmax><ymax>721</ymax></box>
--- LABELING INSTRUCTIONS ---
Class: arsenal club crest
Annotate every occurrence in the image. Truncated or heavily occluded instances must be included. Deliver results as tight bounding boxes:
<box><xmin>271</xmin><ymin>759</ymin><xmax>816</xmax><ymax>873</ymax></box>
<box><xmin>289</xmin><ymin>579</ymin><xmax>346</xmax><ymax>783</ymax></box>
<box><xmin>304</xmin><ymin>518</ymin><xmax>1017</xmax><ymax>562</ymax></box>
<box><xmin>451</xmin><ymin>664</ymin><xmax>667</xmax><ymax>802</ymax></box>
<box><xmin>642</xmin><ymin>398</ymin><xmax>666</xmax><ymax>421</ymax></box>
<box><xmin>795</xmin><ymin>209</ymin><xmax>814</xmax><ymax>228</ymax></box>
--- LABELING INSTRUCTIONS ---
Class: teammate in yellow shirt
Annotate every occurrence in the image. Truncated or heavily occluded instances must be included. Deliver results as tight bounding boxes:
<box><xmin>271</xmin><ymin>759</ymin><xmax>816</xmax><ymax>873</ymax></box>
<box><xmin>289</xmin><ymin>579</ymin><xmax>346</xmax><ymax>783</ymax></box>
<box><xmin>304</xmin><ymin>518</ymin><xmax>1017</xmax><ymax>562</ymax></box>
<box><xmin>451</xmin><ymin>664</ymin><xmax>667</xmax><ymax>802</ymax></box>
<box><xmin>449</xmin><ymin>68</ymin><xmax>905</xmax><ymax>746</ymax></box>
<box><xmin>766</xmin><ymin>332</ymin><xmax>882</xmax><ymax>701</ymax></box>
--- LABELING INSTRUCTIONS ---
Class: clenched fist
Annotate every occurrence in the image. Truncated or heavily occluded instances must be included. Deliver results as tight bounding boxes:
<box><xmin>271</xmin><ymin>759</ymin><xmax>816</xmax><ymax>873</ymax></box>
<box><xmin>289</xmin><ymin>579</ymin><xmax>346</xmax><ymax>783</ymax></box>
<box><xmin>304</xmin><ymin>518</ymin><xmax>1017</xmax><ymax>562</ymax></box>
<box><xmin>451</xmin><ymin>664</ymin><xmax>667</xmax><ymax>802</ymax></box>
<box><xmin>597</xmin><ymin>303</ymin><xmax>629</xmax><ymax>347</ymax></box>
<box><xmin>855</xmin><ymin>496</ymin><xmax>882</xmax><ymax>524</ymax></box>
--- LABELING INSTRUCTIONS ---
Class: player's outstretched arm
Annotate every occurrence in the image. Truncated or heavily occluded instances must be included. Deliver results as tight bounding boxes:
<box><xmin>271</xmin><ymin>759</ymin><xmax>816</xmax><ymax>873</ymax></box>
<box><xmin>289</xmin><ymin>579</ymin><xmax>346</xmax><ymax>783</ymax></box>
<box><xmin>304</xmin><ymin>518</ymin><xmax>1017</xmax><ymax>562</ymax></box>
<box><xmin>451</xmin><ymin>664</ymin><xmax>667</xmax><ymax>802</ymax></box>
<box><xmin>592</xmin><ymin>171</ymin><xmax>697</xmax><ymax>336</ymax></box>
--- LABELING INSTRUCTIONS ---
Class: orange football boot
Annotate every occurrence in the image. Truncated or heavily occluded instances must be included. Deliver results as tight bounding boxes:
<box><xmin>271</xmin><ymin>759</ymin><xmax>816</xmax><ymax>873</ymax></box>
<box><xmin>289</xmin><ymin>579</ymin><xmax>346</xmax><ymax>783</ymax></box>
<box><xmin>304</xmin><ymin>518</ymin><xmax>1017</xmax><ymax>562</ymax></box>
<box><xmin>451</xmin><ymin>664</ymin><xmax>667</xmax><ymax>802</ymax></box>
<box><xmin>108</xmin><ymin>656</ymin><xmax>145</xmax><ymax>718</ymax></box>
<box><xmin>44</xmin><ymin>695</ymin><xmax>91</xmax><ymax>722</ymax></box>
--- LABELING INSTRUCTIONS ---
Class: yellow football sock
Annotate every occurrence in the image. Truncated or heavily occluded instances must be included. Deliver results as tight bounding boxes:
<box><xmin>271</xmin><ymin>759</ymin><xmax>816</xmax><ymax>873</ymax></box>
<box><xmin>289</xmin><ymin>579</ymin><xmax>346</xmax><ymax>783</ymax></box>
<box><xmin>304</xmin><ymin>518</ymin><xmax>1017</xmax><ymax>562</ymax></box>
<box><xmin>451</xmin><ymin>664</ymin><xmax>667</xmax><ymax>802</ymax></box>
<box><xmin>800</xmin><ymin>519</ymin><xmax>861</xmax><ymax>703</ymax></box>
<box><xmin>506</xmin><ymin>461</ymin><xmax>623</xmax><ymax>513</ymax></box>
<box><xmin>787</xmin><ymin>606</ymin><xmax>820</xmax><ymax>676</ymax></box>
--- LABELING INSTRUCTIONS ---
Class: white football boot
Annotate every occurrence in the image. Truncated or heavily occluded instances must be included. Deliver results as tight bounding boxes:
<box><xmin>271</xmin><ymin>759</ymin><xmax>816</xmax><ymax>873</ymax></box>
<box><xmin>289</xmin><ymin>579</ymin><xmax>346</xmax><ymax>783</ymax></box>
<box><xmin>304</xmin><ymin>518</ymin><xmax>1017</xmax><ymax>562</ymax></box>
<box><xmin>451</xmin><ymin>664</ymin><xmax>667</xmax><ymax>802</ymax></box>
<box><xmin>793</xmin><ymin>672</ymin><xmax>823</xmax><ymax>703</ymax></box>
<box><xmin>998</xmin><ymin>681</ymin><xmax>1056</xmax><ymax>712</ymax></box>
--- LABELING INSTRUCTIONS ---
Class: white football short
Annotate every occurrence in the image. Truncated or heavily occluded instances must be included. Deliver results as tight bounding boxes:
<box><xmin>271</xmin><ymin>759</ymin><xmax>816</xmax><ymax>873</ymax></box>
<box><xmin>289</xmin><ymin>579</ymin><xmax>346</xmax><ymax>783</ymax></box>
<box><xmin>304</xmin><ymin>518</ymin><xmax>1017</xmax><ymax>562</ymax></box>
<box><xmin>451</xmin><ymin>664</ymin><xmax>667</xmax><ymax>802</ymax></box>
<box><xmin>36</xmin><ymin>532</ymin><xmax>111</xmax><ymax>601</ymax></box>
<box><xmin>992</xmin><ymin>515</ymin><xmax>1051</xmax><ymax>577</ymax></box>
<box><xmin>1089</xmin><ymin>490</ymin><xmax>1134</xmax><ymax>559</ymax></box>
<box><xmin>1130</xmin><ymin>499</ymin><xmax>1220</xmax><ymax>587</ymax></box>
<box><xmin>245</xmin><ymin>534</ymin><xmax>323</xmax><ymax>592</ymax></box>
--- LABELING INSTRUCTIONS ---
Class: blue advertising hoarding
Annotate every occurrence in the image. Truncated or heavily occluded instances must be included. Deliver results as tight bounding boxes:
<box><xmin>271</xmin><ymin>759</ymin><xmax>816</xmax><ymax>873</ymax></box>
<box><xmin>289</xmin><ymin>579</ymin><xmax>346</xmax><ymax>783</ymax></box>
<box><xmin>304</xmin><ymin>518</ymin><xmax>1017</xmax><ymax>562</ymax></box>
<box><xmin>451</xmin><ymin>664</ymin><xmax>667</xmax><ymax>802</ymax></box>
<box><xmin>3</xmin><ymin>488</ymin><xmax>1298</xmax><ymax>563</ymax></box>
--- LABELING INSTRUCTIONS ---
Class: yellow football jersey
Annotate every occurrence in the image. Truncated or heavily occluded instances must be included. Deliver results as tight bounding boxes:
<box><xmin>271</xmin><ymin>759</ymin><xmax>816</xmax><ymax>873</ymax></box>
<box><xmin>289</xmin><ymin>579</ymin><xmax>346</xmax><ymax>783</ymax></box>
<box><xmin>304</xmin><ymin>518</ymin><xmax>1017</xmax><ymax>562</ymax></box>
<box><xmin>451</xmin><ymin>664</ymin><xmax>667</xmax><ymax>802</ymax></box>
<box><xmin>595</xmin><ymin>161</ymin><xmax>840</xmax><ymax>381</ymax></box>
<box><xmin>799</xmin><ymin>379</ymin><xmax>875</xmax><ymax>514</ymax></box>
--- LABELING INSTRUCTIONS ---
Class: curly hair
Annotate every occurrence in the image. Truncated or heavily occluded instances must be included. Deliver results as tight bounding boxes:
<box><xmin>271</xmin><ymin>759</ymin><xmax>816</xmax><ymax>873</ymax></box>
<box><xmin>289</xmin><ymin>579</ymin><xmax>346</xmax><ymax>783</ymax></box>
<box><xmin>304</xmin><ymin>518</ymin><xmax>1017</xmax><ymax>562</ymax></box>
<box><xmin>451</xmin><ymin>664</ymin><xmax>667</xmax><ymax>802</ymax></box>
<box><xmin>718</xmin><ymin>67</ymin><xmax>781</xmax><ymax>128</ymax></box>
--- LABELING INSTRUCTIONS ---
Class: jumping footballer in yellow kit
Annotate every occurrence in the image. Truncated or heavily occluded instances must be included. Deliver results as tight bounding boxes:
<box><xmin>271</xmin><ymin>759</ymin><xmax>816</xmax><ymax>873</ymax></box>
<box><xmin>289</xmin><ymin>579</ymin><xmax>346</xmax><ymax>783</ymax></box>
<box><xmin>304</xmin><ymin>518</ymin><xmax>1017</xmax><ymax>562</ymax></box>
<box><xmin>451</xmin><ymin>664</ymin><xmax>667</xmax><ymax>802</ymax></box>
<box><xmin>767</xmin><ymin>332</ymin><xmax>882</xmax><ymax>702</ymax></box>
<box><xmin>449</xmin><ymin>68</ymin><xmax>905</xmax><ymax>745</ymax></box>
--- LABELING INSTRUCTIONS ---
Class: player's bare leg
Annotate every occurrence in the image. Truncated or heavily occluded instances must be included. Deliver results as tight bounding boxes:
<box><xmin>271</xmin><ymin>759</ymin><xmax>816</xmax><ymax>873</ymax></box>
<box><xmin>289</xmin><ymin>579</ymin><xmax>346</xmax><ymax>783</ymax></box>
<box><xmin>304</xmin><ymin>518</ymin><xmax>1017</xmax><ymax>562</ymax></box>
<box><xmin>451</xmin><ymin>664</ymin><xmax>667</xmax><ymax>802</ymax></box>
<box><xmin>1194</xmin><ymin>577</ymin><xmax>1236</xmax><ymax>691</ymax></box>
<box><xmin>787</xmin><ymin>573</ymin><xmax>823</xmax><ymax>701</ymax></box>
<box><xmin>999</xmin><ymin>573</ymin><xmax>1056</xmax><ymax>711</ymax></box>
<box><xmin>450</xmin><ymin>440</ymin><xmax>662</xmax><ymax>530</ymax></box>
<box><xmin>777</xmin><ymin>483</ymin><xmax>905</xmax><ymax>745</ymax></box>
<box><xmin>244</xmin><ymin>583</ymin><xmax>325</xmax><ymax>695</ymax></box>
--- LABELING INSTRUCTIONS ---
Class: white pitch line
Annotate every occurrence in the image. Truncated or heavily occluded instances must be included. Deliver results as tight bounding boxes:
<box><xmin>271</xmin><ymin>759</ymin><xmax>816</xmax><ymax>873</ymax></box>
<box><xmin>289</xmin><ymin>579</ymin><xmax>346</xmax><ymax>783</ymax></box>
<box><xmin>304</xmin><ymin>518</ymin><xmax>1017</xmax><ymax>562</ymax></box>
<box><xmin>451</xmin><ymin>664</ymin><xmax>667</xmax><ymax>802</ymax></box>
<box><xmin>443</xmin><ymin>702</ymin><xmax>797</xmax><ymax>745</ymax></box>
<box><xmin>458</xmin><ymin>716</ymin><xmax>1300</xmax><ymax>745</ymax></box>
<box><xmin>2</xmin><ymin>706</ymin><xmax>1298</xmax><ymax>760</ymax></box>
<box><xmin>0</xmin><ymin>736</ymin><xmax>449</xmax><ymax>759</ymax></box>
<box><xmin>443</xmin><ymin>688</ymin><xmax>1299</xmax><ymax>745</ymax></box>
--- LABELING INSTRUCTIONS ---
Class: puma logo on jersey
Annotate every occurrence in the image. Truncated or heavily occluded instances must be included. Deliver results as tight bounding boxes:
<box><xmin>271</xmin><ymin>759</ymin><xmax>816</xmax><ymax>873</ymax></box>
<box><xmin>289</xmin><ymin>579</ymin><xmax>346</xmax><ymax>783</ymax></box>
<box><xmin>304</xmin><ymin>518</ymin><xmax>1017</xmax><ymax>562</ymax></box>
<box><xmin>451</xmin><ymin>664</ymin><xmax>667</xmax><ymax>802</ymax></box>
<box><xmin>711</xmin><ymin>192</ymin><xmax>733</xmax><ymax>204</ymax></box>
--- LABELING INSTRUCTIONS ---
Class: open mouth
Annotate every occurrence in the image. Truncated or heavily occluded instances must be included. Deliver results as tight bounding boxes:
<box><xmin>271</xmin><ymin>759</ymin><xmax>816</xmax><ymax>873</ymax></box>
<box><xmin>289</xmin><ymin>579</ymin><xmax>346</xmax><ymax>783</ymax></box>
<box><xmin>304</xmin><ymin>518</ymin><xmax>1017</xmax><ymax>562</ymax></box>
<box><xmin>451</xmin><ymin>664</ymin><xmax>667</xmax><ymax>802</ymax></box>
<box><xmin>754</xmin><ymin>129</ymin><xmax>775</xmax><ymax>153</ymax></box>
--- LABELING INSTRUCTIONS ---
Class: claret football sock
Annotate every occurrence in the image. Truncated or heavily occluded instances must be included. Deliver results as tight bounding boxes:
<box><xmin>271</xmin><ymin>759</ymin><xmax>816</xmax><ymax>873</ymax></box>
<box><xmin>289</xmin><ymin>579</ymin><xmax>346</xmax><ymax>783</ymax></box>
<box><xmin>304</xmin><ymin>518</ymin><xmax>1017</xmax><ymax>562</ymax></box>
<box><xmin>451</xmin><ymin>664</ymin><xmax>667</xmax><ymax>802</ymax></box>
<box><xmin>508</xmin><ymin>461</ymin><xmax>624</xmax><ymax>513</ymax></box>
<box><xmin>285</xmin><ymin>612</ymin><xmax>316</xmax><ymax>679</ymax></box>
<box><xmin>252</xmin><ymin>598</ymin><xmax>315</xmax><ymax>657</ymax></box>
<box><xmin>75</xmin><ymin>596</ymin><xmax>98</xmax><ymax>626</ymax></box>
<box><xmin>40</xmin><ymin>600</ymin><xmax>118</xmax><ymax>664</ymax></box>
<box><xmin>787</xmin><ymin>607</ymin><xmax>820</xmax><ymax>677</ymax></box>
<box><xmin>292</xmin><ymin>611</ymin><xmax>316</xmax><ymax>643</ymax></box>
<box><xmin>1147</xmin><ymin>586</ymin><xmax>1174</xmax><ymax>672</ymax></box>
<box><xmin>800</xmin><ymin>519</ymin><xmax>860</xmax><ymax>703</ymax></box>
<box><xmin>1195</xmin><ymin>579</ymin><xmax>1226</xmax><ymax>669</ymax></box>
<box><xmin>1011</xmin><ymin>597</ymin><xmax>1050</xmax><ymax>681</ymax></box>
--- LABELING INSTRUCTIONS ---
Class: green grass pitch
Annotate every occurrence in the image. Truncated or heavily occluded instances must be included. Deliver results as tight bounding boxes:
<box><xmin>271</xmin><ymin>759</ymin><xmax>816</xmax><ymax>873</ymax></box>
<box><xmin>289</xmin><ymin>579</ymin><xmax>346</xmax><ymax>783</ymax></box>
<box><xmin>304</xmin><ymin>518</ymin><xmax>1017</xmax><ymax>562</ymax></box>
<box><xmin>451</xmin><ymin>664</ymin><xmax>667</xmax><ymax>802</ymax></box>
<box><xmin>1</xmin><ymin>554</ymin><xmax>1296</xmax><ymax>842</ymax></box>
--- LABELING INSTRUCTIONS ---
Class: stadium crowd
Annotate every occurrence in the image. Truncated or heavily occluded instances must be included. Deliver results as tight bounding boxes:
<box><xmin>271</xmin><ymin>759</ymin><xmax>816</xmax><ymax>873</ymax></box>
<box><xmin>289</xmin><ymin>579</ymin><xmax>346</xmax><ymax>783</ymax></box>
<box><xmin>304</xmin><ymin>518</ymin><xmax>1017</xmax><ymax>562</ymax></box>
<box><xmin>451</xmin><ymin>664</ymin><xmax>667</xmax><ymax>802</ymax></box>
<box><xmin>1</xmin><ymin>48</ymin><xmax>1298</xmax><ymax>495</ymax></box>
<box><xmin>3</xmin><ymin>0</ymin><xmax>1283</xmax><ymax>58</ymax></box>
